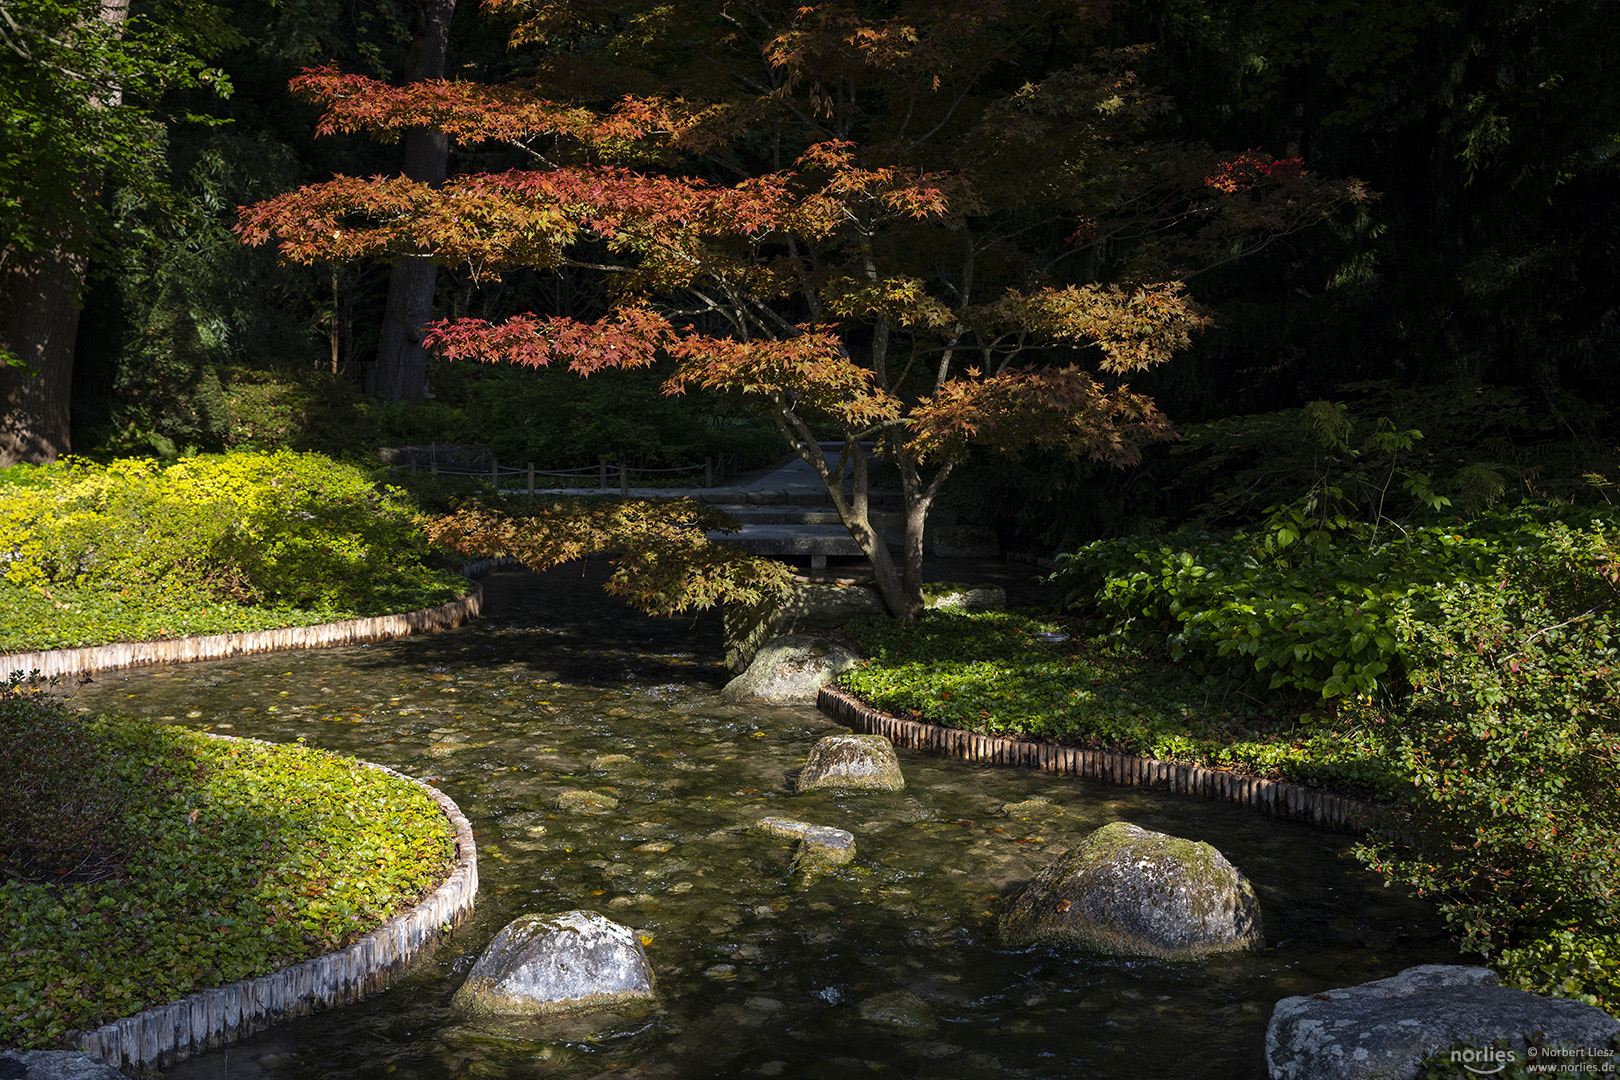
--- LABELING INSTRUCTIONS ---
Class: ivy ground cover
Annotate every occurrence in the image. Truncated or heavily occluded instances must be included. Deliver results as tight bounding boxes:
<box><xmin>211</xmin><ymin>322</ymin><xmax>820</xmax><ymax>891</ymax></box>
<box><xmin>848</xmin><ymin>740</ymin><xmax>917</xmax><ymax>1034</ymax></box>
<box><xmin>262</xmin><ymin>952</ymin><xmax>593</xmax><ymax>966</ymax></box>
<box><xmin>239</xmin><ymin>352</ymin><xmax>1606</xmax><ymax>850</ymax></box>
<box><xmin>838</xmin><ymin>609</ymin><xmax>1390</xmax><ymax>795</ymax></box>
<box><xmin>0</xmin><ymin>687</ymin><xmax>455</xmax><ymax>1049</ymax></box>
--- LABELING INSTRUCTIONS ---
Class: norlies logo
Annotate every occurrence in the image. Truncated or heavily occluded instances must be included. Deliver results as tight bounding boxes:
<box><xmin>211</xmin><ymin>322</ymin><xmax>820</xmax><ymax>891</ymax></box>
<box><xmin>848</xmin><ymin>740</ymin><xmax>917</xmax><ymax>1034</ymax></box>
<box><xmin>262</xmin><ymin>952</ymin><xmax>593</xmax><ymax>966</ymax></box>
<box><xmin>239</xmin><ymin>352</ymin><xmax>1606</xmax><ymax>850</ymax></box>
<box><xmin>1453</xmin><ymin>1047</ymin><xmax>1517</xmax><ymax>1075</ymax></box>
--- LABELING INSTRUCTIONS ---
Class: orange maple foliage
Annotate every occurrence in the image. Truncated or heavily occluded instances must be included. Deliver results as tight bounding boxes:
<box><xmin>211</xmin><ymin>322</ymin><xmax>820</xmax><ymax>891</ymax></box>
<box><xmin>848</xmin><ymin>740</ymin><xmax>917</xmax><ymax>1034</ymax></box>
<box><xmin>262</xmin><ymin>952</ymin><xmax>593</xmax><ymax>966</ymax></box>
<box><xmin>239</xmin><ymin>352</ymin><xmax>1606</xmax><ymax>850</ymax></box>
<box><xmin>239</xmin><ymin>0</ymin><xmax>1363</xmax><ymax>619</ymax></box>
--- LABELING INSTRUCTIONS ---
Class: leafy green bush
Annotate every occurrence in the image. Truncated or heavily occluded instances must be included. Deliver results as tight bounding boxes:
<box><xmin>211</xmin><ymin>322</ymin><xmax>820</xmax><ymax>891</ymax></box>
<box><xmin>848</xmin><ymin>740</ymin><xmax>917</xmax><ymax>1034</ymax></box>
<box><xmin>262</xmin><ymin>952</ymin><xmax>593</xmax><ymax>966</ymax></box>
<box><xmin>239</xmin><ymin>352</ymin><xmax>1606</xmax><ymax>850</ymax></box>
<box><xmin>1352</xmin><ymin>521</ymin><xmax>1620</xmax><ymax>1007</ymax></box>
<box><xmin>0</xmin><ymin>451</ymin><xmax>466</xmax><ymax>651</ymax></box>
<box><xmin>1050</xmin><ymin>510</ymin><xmax>1612</xmax><ymax>699</ymax></box>
<box><xmin>0</xmin><ymin>688</ymin><xmax>454</xmax><ymax>1049</ymax></box>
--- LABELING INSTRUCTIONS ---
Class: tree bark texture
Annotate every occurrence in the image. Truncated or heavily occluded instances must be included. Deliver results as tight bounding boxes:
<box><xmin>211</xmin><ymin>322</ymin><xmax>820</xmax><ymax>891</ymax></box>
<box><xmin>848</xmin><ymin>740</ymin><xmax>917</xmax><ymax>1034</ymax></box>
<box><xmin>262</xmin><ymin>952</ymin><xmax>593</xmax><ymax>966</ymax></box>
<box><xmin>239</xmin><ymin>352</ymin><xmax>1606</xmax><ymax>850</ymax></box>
<box><xmin>374</xmin><ymin>0</ymin><xmax>455</xmax><ymax>401</ymax></box>
<box><xmin>0</xmin><ymin>0</ymin><xmax>131</xmax><ymax>463</ymax></box>
<box><xmin>0</xmin><ymin>250</ymin><xmax>84</xmax><ymax>464</ymax></box>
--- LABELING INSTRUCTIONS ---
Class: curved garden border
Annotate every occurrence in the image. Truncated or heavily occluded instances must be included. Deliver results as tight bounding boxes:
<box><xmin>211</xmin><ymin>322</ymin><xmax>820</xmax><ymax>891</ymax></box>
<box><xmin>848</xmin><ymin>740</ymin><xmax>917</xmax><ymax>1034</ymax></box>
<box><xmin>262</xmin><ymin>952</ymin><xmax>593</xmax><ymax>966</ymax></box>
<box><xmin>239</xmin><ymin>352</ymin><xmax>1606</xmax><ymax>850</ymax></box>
<box><xmin>0</xmin><ymin>558</ymin><xmax>519</xmax><ymax>682</ymax></box>
<box><xmin>817</xmin><ymin>684</ymin><xmax>1369</xmax><ymax>833</ymax></box>
<box><xmin>65</xmin><ymin>747</ymin><xmax>478</xmax><ymax>1073</ymax></box>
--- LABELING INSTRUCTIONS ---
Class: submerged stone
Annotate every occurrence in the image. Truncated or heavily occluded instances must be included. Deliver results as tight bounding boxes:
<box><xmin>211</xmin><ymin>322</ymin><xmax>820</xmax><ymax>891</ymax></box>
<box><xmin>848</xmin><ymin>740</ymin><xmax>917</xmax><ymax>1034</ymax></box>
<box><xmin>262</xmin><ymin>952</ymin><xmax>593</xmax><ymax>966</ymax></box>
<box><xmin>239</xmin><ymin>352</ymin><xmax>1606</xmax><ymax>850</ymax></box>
<box><xmin>452</xmin><ymin>911</ymin><xmax>656</xmax><ymax>1016</ymax></box>
<box><xmin>857</xmin><ymin>990</ymin><xmax>938</xmax><ymax>1033</ymax></box>
<box><xmin>1266</xmin><ymin>965</ymin><xmax>1620</xmax><ymax>1080</ymax></box>
<box><xmin>1002</xmin><ymin>797</ymin><xmax>1063</xmax><ymax>818</ymax></box>
<box><xmin>556</xmin><ymin>789</ymin><xmax>620</xmax><ymax>813</ymax></box>
<box><xmin>798</xmin><ymin>733</ymin><xmax>905</xmax><ymax>792</ymax></box>
<box><xmin>1000</xmin><ymin>821</ymin><xmax>1263</xmax><ymax>960</ymax></box>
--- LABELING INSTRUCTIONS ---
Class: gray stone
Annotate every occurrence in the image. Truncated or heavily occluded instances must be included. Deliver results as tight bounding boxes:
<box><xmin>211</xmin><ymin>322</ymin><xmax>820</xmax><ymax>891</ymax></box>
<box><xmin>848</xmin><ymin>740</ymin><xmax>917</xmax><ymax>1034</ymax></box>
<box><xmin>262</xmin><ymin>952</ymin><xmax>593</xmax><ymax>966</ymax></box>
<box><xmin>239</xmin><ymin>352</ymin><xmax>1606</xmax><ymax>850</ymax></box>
<box><xmin>932</xmin><ymin>524</ymin><xmax>1001</xmax><ymax>559</ymax></box>
<box><xmin>752</xmin><ymin>816</ymin><xmax>857</xmax><ymax>872</ymax></box>
<box><xmin>723</xmin><ymin>583</ymin><xmax>886</xmax><ymax>672</ymax></box>
<box><xmin>755</xmin><ymin>816</ymin><xmax>813</xmax><ymax>839</ymax></box>
<box><xmin>999</xmin><ymin>821</ymin><xmax>1263</xmax><ymax>959</ymax></box>
<box><xmin>0</xmin><ymin>1052</ymin><xmax>124</xmax><ymax>1080</ymax></box>
<box><xmin>721</xmin><ymin>634</ymin><xmax>862</xmax><ymax>704</ymax></box>
<box><xmin>921</xmin><ymin>580</ymin><xmax>1006</xmax><ymax>612</ymax></box>
<box><xmin>452</xmin><ymin>911</ymin><xmax>656</xmax><ymax>1016</ymax></box>
<box><xmin>795</xmin><ymin>825</ymin><xmax>857</xmax><ymax>871</ymax></box>
<box><xmin>798</xmin><ymin>733</ymin><xmax>906</xmax><ymax>792</ymax></box>
<box><xmin>1265</xmin><ymin>965</ymin><xmax>1620</xmax><ymax>1080</ymax></box>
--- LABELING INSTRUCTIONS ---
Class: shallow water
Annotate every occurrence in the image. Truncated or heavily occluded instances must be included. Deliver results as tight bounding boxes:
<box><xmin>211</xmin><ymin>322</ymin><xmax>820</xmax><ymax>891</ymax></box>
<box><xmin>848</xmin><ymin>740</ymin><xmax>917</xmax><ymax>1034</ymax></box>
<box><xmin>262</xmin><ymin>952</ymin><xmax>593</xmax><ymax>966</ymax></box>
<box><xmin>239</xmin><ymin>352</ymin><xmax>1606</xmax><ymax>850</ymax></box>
<box><xmin>60</xmin><ymin>567</ymin><xmax>1456</xmax><ymax>1080</ymax></box>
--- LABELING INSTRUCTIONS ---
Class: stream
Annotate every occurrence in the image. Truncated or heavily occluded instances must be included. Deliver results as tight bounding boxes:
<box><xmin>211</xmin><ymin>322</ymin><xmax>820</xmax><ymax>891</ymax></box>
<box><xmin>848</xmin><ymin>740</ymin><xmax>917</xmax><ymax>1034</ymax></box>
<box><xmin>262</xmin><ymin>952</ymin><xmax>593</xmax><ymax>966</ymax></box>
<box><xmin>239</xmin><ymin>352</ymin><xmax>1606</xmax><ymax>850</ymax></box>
<box><xmin>59</xmin><ymin>566</ymin><xmax>1457</xmax><ymax>1079</ymax></box>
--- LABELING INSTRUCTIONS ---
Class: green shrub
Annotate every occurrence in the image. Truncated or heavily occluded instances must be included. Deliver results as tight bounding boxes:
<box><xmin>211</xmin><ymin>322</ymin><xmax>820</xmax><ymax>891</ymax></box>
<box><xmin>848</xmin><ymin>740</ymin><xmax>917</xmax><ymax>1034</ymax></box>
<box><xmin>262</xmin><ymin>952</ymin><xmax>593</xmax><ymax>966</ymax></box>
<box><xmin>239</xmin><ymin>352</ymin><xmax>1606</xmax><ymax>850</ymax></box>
<box><xmin>1351</xmin><ymin>521</ymin><xmax>1620</xmax><ymax>1005</ymax></box>
<box><xmin>0</xmin><ymin>451</ymin><xmax>464</xmax><ymax>622</ymax></box>
<box><xmin>1049</xmin><ymin>510</ymin><xmax>1614</xmax><ymax>699</ymax></box>
<box><xmin>0</xmin><ymin>688</ymin><xmax>454</xmax><ymax>1048</ymax></box>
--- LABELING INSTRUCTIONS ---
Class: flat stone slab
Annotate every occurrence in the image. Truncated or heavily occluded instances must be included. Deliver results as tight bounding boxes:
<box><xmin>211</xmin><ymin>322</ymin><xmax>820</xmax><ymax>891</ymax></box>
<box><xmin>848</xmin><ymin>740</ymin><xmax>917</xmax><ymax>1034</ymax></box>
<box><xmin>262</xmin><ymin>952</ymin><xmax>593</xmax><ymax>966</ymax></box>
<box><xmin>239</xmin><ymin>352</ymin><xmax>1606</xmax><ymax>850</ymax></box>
<box><xmin>1266</xmin><ymin>965</ymin><xmax>1620</xmax><ymax>1080</ymax></box>
<box><xmin>453</xmin><ymin>911</ymin><xmax>656</xmax><ymax>1017</ymax></box>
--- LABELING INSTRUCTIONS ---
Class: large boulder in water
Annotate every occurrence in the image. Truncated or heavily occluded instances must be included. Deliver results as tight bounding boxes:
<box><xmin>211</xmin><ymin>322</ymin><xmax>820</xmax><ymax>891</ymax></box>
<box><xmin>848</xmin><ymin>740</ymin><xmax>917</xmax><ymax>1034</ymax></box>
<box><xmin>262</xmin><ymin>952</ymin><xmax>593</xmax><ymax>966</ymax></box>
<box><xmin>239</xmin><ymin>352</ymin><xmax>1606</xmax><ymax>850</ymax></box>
<box><xmin>999</xmin><ymin>821</ymin><xmax>1263</xmax><ymax>960</ymax></box>
<box><xmin>1265</xmin><ymin>965</ymin><xmax>1620</xmax><ymax>1080</ymax></box>
<box><xmin>721</xmin><ymin>634</ymin><xmax>862</xmax><ymax>704</ymax></box>
<box><xmin>723</xmin><ymin>584</ymin><xmax>886</xmax><ymax>672</ymax></box>
<box><xmin>452</xmin><ymin>911</ymin><xmax>656</xmax><ymax>1016</ymax></box>
<box><xmin>797</xmin><ymin>733</ymin><xmax>905</xmax><ymax>792</ymax></box>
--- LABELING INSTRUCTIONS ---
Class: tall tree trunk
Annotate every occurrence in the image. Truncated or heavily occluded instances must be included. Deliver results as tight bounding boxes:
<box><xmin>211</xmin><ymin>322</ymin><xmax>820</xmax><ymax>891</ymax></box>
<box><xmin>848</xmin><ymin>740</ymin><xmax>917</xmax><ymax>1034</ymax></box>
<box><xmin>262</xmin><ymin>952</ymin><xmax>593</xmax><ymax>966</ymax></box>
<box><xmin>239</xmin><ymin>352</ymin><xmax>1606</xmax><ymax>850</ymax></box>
<box><xmin>0</xmin><ymin>251</ymin><xmax>84</xmax><ymax>464</ymax></box>
<box><xmin>0</xmin><ymin>0</ymin><xmax>131</xmax><ymax>464</ymax></box>
<box><xmin>374</xmin><ymin>0</ymin><xmax>455</xmax><ymax>402</ymax></box>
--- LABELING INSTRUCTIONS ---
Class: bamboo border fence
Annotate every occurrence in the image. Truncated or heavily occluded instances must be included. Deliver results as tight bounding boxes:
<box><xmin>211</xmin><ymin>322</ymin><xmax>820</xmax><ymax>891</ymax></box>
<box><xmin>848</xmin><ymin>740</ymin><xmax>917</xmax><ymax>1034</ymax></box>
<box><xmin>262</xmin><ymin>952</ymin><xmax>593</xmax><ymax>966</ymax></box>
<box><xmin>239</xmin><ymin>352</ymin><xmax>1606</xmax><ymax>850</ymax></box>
<box><xmin>816</xmin><ymin>684</ymin><xmax>1370</xmax><ymax>833</ymax></box>
<box><xmin>67</xmin><ymin>741</ymin><xmax>478</xmax><ymax>1072</ymax></box>
<box><xmin>0</xmin><ymin>558</ymin><xmax>521</xmax><ymax>682</ymax></box>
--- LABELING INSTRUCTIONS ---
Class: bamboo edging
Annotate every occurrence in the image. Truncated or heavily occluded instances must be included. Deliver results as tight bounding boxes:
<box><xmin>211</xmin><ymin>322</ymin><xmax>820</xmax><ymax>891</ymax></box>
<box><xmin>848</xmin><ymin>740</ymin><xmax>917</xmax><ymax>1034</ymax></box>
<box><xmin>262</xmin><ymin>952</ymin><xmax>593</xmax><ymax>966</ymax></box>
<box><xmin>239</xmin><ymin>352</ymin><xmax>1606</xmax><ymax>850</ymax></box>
<box><xmin>816</xmin><ymin>684</ymin><xmax>1371</xmax><ymax>833</ymax></box>
<box><xmin>66</xmin><ymin>745</ymin><xmax>478</xmax><ymax>1073</ymax></box>
<box><xmin>0</xmin><ymin>558</ymin><xmax>521</xmax><ymax>682</ymax></box>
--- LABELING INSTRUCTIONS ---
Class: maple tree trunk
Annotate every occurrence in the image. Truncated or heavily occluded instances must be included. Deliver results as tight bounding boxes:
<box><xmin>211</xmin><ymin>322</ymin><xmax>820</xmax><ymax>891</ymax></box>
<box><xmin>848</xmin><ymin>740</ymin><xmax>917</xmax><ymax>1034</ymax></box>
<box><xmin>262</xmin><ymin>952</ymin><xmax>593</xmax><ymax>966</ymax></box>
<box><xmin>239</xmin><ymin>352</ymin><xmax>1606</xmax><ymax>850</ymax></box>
<box><xmin>0</xmin><ymin>250</ymin><xmax>83</xmax><ymax>465</ymax></box>
<box><xmin>373</xmin><ymin>0</ymin><xmax>454</xmax><ymax>401</ymax></box>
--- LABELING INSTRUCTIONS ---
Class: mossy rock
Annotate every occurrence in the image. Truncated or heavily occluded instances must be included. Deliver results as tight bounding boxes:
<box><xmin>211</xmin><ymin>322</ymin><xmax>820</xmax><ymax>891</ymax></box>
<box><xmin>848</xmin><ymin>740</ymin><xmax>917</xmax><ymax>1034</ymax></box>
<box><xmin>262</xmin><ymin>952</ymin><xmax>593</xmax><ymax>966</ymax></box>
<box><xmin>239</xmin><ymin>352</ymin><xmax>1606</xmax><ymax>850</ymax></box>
<box><xmin>920</xmin><ymin>581</ymin><xmax>1006</xmax><ymax>612</ymax></box>
<box><xmin>797</xmin><ymin>733</ymin><xmax>905</xmax><ymax>792</ymax></box>
<box><xmin>721</xmin><ymin>634</ymin><xmax>862</xmax><ymax>704</ymax></box>
<box><xmin>452</xmin><ymin>911</ymin><xmax>656</xmax><ymax>1017</ymax></box>
<box><xmin>999</xmin><ymin>821</ymin><xmax>1263</xmax><ymax>960</ymax></box>
<box><xmin>723</xmin><ymin>584</ymin><xmax>886</xmax><ymax>672</ymax></box>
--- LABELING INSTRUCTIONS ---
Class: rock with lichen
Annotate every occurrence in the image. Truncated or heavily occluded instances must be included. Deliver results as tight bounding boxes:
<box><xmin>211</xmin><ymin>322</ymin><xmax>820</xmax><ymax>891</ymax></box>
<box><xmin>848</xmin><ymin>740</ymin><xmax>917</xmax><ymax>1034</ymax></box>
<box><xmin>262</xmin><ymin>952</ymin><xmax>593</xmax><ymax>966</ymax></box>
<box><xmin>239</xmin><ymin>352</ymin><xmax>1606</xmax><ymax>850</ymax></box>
<box><xmin>452</xmin><ymin>911</ymin><xmax>656</xmax><ymax>1016</ymax></box>
<box><xmin>797</xmin><ymin>733</ymin><xmax>905</xmax><ymax>792</ymax></box>
<box><xmin>1000</xmin><ymin>821</ymin><xmax>1263</xmax><ymax>960</ymax></box>
<box><xmin>721</xmin><ymin>634</ymin><xmax>862</xmax><ymax>704</ymax></box>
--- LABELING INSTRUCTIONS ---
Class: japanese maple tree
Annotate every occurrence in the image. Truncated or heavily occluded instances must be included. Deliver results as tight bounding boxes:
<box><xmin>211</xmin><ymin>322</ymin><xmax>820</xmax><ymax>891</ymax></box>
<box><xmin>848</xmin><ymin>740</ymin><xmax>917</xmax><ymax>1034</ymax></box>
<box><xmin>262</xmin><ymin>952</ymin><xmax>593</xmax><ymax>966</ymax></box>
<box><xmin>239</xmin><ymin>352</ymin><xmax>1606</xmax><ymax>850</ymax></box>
<box><xmin>239</xmin><ymin>0</ymin><xmax>1363</xmax><ymax>620</ymax></box>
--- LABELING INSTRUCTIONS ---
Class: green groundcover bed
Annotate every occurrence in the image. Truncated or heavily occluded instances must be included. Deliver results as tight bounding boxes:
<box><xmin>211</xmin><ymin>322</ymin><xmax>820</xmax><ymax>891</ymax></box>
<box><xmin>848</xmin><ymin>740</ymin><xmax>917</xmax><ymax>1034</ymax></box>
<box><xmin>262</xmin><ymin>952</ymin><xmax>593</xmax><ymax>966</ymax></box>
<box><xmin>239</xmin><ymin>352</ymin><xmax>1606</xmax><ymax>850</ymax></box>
<box><xmin>0</xmin><ymin>692</ymin><xmax>456</xmax><ymax>1050</ymax></box>
<box><xmin>0</xmin><ymin>451</ymin><xmax>468</xmax><ymax>654</ymax></box>
<box><xmin>838</xmin><ymin>608</ymin><xmax>1386</xmax><ymax>794</ymax></box>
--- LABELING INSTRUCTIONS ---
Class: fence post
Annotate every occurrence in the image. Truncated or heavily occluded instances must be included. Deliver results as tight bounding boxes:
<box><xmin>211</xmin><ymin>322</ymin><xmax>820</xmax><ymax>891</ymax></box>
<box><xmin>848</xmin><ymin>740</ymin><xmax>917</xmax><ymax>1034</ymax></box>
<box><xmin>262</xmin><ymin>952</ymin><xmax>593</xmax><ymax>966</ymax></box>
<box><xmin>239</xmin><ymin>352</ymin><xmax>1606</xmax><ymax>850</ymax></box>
<box><xmin>599</xmin><ymin>456</ymin><xmax>608</xmax><ymax>489</ymax></box>
<box><xmin>619</xmin><ymin>464</ymin><xmax>629</xmax><ymax>498</ymax></box>
<box><xmin>705</xmin><ymin>456</ymin><xmax>713</xmax><ymax>487</ymax></box>
<box><xmin>490</xmin><ymin>456</ymin><xmax>499</xmax><ymax>491</ymax></box>
<box><xmin>526</xmin><ymin>463</ymin><xmax>534</xmax><ymax>496</ymax></box>
<box><xmin>430</xmin><ymin>442</ymin><xmax>438</xmax><ymax>475</ymax></box>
